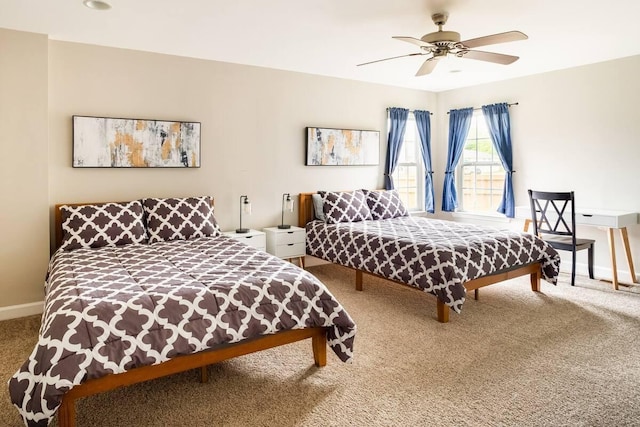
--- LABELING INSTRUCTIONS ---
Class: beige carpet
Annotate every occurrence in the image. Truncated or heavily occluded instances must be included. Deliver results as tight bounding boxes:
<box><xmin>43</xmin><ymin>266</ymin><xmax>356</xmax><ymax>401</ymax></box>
<box><xmin>2</xmin><ymin>264</ymin><xmax>640</xmax><ymax>426</ymax></box>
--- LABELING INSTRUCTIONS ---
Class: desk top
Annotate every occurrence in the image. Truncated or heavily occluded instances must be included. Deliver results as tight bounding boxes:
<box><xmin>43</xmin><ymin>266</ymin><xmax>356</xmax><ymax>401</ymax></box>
<box><xmin>515</xmin><ymin>206</ymin><xmax>638</xmax><ymax>229</ymax></box>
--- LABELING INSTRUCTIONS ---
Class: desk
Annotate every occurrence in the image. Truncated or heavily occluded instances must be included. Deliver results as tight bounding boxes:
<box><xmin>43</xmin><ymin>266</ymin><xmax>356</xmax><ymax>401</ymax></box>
<box><xmin>515</xmin><ymin>206</ymin><xmax>639</xmax><ymax>289</ymax></box>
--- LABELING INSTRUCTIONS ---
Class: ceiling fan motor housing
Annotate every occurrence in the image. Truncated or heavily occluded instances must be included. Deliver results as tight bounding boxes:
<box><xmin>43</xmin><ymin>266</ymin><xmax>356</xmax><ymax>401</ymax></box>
<box><xmin>421</xmin><ymin>30</ymin><xmax>461</xmax><ymax>45</ymax></box>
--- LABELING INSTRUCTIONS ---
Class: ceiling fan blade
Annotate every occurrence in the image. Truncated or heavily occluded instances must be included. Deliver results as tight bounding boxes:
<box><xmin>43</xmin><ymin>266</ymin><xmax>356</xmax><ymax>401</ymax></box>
<box><xmin>462</xmin><ymin>50</ymin><xmax>519</xmax><ymax>65</ymax></box>
<box><xmin>392</xmin><ymin>36</ymin><xmax>434</xmax><ymax>48</ymax></box>
<box><xmin>415</xmin><ymin>57</ymin><xmax>440</xmax><ymax>76</ymax></box>
<box><xmin>460</xmin><ymin>31</ymin><xmax>528</xmax><ymax>49</ymax></box>
<box><xmin>357</xmin><ymin>52</ymin><xmax>426</xmax><ymax>67</ymax></box>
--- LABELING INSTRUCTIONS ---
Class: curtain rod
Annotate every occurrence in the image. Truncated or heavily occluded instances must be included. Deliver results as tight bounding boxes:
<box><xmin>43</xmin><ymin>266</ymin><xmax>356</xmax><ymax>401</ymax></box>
<box><xmin>446</xmin><ymin>102</ymin><xmax>519</xmax><ymax>114</ymax></box>
<box><xmin>386</xmin><ymin>108</ymin><xmax>433</xmax><ymax>116</ymax></box>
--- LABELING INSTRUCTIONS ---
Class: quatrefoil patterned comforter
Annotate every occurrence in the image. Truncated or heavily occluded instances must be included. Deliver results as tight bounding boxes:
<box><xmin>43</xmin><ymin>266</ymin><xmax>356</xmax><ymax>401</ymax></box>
<box><xmin>306</xmin><ymin>216</ymin><xmax>560</xmax><ymax>313</ymax></box>
<box><xmin>9</xmin><ymin>236</ymin><xmax>356</xmax><ymax>426</ymax></box>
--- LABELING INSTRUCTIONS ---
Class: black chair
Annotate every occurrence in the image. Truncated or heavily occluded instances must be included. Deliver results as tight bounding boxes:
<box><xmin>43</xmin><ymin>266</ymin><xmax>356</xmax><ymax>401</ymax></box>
<box><xmin>528</xmin><ymin>190</ymin><xmax>595</xmax><ymax>286</ymax></box>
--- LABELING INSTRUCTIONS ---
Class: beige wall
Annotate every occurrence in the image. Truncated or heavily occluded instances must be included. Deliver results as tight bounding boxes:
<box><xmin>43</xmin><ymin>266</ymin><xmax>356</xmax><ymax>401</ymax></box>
<box><xmin>0</xmin><ymin>29</ymin><xmax>49</xmax><ymax>307</ymax></box>
<box><xmin>435</xmin><ymin>55</ymin><xmax>640</xmax><ymax>279</ymax></box>
<box><xmin>2</xmin><ymin>27</ymin><xmax>639</xmax><ymax>311</ymax></box>
<box><xmin>0</xmin><ymin>35</ymin><xmax>435</xmax><ymax>310</ymax></box>
<box><xmin>48</xmin><ymin>41</ymin><xmax>435</xmax><ymax>240</ymax></box>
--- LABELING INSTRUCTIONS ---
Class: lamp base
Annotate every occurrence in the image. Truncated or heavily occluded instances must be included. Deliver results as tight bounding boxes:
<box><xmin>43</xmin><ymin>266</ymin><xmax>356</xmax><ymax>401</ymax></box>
<box><xmin>235</xmin><ymin>228</ymin><xmax>250</xmax><ymax>233</ymax></box>
<box><xmin>277</xmin><ymin>224</ymin><xmax>291</xmax><ymax>229</ymax></box>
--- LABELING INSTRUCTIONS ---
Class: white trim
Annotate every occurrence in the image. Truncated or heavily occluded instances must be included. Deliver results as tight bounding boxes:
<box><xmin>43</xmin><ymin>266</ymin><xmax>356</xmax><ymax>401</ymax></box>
<box><xmin>452</xmin><ymin>211</ymin><xmax>511</xmax><ymax>223</ymax></box>
<box><xmin>0</xmin><ymin>301</ymin><xmax>44</xmax><ymax>321</ymax></box>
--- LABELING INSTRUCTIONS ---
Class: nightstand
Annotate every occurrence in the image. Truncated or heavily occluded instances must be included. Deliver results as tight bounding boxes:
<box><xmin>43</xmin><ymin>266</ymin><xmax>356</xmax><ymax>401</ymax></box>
<box><xmin>263</xmin><ymin>226</ymin><xmax>306</xmax><ymax>268</ymax></box>
<box><xmin>222</xmin><ymin>229</ymin><xmax>266</xmax><ymax>251</ymax></box>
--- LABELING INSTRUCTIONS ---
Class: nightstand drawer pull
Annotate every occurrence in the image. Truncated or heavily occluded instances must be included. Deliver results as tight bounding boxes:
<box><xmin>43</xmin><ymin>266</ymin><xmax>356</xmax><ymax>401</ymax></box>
<box><xmin>245</xmin><ymin>236</ymin><xmax>253</xmax><ymax>238</ymax></box>
<box><xmin>287</xmin><ymin>243</ymin><xmax>294</xmax><ymax>246</ymax></box>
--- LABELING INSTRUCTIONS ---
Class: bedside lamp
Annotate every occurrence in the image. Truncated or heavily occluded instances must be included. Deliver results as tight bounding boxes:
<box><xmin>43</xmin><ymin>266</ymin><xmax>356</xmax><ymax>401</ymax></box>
<box><xmin>278</xmin><ymin>193</ymin><xmax>294</xmax><ymax>229</ymax></box>
<box><xmin>236</xmin><ymin>195</ymin><xmax>252</xmax><ymax>233</ymax></box>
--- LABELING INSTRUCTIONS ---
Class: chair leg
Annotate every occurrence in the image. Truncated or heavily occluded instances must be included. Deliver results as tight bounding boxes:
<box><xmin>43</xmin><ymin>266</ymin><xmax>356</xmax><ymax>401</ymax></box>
<box><xmin>571</xmin><ymin>249</ymin><xmax>577</xmax><ymax>286</ymax></box>
<box><xmin>588</xmin><ymin>244</ymin><xmax>594</xmax><ymax>279</ymax></box>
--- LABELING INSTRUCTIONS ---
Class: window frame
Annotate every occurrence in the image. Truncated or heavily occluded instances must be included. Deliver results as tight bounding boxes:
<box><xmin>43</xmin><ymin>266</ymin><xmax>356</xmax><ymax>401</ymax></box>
<box><xmin>456</xmin><ymin>111</ymin><xmax>504</xmax><ymax>215</ymax></box>
<box><xmin>390</xmin><ymin>113</ymin><xmax>425</xmax><ymax>212</ymax></box>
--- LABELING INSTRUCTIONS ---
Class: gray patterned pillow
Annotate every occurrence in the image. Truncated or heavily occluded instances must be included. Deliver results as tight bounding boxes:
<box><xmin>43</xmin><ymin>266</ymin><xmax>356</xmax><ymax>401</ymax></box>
<box><xmin>363</xmin><ymin>189</ymin><xmax>410</xmax><ymax>220</ymax></box>
<box><xmin>60</xmin><ymin>201</ymin><xmax>147</xmax><ymax>251</ymax></box>
<box><xmin>322</xmin><ymin>190</ymin><xmax>372</xmax><ymax>224</ymax></box>
<box><xmin>143</xmin><ymin>196</ymin><xmax>220</xmax><ymax>244</ymax></box>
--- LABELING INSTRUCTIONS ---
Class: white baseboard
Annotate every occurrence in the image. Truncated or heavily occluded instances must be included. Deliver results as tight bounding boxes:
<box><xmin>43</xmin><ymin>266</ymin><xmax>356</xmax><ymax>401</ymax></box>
<box><xmin>0</xmin><ymin>301</ymin><xmax>44</xmax><ymax>321</ymax></box>
<box><xmin>560</xmin><ymin>262</ymin><xmax>639</xmax><ymax>284</ymax></box>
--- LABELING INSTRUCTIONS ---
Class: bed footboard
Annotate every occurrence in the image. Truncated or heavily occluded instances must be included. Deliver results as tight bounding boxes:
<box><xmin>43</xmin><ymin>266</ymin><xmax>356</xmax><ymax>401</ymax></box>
<box><xmin>57</xmin><ymin>327</ymin><xmax>327</xmax><ymax>427</ymax></box>
<box><xmin>350</xmin><ymin>263</ymin><xmax>542</xmax><ymax>323</ymax></box>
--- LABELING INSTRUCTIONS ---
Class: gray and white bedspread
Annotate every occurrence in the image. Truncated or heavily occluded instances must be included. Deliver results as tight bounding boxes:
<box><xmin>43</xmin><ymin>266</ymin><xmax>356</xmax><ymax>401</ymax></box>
<box><xmin>307</xmin><ymin>216</ymin><xmax>560</xmax><ymax>312</ymax></box>
<box><xmin>9</xmin><ymin>236</ymin><xmax>356</xmax><ymax>426</ymax></box>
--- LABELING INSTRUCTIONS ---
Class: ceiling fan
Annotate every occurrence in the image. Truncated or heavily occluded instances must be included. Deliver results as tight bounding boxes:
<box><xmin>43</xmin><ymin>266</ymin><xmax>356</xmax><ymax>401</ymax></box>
<box><xmin>358</xmin><ymin>12</ymin><xmax>528</xmax><ymax>76</ymax></box>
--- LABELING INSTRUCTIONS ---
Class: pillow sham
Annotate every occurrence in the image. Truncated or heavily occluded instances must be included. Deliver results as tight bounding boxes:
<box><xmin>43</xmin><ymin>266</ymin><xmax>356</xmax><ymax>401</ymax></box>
<box><xmin>143</xmin><ymin>196</ymin><xmax>220</xmax><ymax>244</ymax></box>
<box><xmin>312</xmin><ymin>193</ymin><xmax>326</xmax><ymax>222</ymax></box>
<box><xmin>363</xmin><ymin>189</ymin><xmax>410</xmax><ymax>220</ymax></box>
<box><xmin>59</xmin><ymin>201</ymin><xmax>147</xmax><ymax>251</ymax></box>
<box><xmin>322</xmin><ymin>190</ymin><xmax>372</xmax><ymax>224</ymax></box>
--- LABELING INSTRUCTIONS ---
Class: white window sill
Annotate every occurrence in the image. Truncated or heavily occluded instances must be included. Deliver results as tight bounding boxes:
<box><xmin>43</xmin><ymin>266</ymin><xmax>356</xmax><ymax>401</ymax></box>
<box><xmin>451</xmin><ymin>211</ymin><xmax>511</xmax><ymax>223</ymax></box>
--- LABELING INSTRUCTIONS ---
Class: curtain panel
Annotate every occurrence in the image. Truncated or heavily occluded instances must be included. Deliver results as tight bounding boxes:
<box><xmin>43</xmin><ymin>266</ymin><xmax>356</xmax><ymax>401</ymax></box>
<box><xmin>482</xmin><ymin>102</ymin><xmax>515</xmax><ymax>218</ymax></box>
<box><xmin>414</xmin><ymin>110</ymin><xmax>434</xmax><ymax>213</ymax></box>
<box><xmin>384</xmin><ymin>108</ymin><xmax>409</xmax><ymax>190</ymax></box>
<box><xmin>442</xmin><ymin>107</ymin><xmax>473</xmax><ymax>212</ymax></box>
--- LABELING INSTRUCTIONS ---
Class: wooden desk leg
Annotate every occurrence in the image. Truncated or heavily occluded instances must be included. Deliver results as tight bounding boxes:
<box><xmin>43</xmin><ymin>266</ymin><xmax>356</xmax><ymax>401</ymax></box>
<box><xmin>607</xmin><ymin>228</ymin><xmax>619</xmax><ymax>290</ymax></box>
<box><xmin>523</xmin><ymin>218</ymin><xmax>532</xmax><ymax>232</ymax></box>
<box><xmin>620</xmin><ymin>227</ymin><xmax>638</xmax><ymax>284</ymax></box>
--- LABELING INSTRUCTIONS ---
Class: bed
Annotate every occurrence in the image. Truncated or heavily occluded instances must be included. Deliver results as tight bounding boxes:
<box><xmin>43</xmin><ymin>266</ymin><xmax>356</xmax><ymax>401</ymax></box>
<box><xmin>299</xmin><ymin>190</ymin><xmax>560</xmax><ymax>323</ymax></box>
<box><xmin>9</xmin><ymin>196</ymin><xmax>356</xmax><ymax>427</ymax></box>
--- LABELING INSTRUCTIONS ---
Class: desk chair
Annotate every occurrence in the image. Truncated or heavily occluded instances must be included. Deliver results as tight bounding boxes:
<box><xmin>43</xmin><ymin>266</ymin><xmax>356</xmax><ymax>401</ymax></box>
<box><xmin>528</xmin><ymin>190</ymin><xmax>595</xmax><ymax>286</ymax></box>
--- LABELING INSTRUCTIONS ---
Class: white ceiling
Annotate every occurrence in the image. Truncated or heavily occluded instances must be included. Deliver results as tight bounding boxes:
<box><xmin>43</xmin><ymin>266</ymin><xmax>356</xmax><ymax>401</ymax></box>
<box><xmin>2</xmin><ymin>0</ymin><xmax>640</xmax><ymax>92</ymax></box>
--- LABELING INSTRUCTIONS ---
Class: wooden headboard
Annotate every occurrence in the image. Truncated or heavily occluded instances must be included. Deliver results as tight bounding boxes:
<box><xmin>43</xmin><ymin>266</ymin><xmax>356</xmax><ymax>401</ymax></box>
<box><xmin>298</xmin><ymin>192</ymin><xmax>317</xmax><ymax>227</ymax></box>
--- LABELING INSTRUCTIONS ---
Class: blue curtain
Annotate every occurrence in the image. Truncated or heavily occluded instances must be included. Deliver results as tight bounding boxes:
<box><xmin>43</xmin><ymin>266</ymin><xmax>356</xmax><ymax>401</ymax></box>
<box><xmin>384</xmin><ymin>108</ymin><xmax>409</xmax><ymax>190</ymax></box>
<box><xmin>414</xmin><ymin>110</ymin><xmax>434</xmax><ymax>213</ymax></box>
<box><xmin>482</xmin><ymin>102</ymin><xmax>515</xmax><ymax>218</ymax></box>
<box><xmin>442</xmin><ymin>107</ymin><xmax>473</xmax><ymax>212</ymax></box>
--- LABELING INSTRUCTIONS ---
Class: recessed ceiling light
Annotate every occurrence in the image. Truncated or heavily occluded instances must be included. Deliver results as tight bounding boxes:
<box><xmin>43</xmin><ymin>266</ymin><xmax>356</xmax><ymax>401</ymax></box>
<box><xmin>83</xmin><ymin>0</ymin><xmax>111</xmax><ymax>10</ymax></box>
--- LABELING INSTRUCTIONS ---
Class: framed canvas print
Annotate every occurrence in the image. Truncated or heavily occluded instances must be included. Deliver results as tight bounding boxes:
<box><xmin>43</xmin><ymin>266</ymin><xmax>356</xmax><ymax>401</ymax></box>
<box><xmin>305</xmin><ymin>127</ymin><xmax>380</xmax><ymax>166</ymax></box>
<box><xmin>72</xmin><ymin>116</ymin><xmax>201</xmax><ymax>168</ymax></box>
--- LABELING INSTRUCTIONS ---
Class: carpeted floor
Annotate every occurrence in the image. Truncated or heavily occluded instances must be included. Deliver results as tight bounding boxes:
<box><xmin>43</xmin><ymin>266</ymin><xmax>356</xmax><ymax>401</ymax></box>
<box><xmin>2</xmin><ymin>264</ymin><xmax>640</xmax><ymax>426</ymax></box>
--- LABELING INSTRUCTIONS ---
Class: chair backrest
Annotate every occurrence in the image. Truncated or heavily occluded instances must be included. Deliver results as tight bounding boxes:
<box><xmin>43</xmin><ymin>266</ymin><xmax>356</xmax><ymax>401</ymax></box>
<box><xmin>527</xmin><ymin>190</ymin><xmax>577</xmax><ymax>242</ymax></box>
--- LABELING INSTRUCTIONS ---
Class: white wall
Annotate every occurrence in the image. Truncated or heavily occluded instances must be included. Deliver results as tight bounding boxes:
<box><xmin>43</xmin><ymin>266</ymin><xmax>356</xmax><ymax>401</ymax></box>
<box><xmin>435</xmin><ymin>56</ymin><xmax>640</xmax><ymax>281</ymax></box>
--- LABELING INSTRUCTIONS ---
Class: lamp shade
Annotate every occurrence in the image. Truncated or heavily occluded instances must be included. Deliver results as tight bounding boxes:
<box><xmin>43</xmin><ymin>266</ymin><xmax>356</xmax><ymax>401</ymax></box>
<box><xmin>236</xmin><ymin>195</ymin><xmax>251</xmax><ymax>233</ymax></box>
<box><xmin>278</xmin><ymin>193</ymin><xmax>294</xmax><ymax>229</ymax></box>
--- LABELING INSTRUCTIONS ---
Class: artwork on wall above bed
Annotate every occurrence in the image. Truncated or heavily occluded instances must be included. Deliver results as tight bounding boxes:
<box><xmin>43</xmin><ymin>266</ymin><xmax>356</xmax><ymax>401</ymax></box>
<box><xmin>72</xmin><ymin>115</ymin><xmax>201</xmax><ymax>168</ymax></box>
<box><xmin>306</xmin><ymin>127</ymin><xmax>379</xmax><ymax>166</ymax></box>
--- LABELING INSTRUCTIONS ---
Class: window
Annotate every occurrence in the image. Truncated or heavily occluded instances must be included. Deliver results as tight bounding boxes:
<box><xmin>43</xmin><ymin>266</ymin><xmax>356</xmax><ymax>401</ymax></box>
<box><xmin>391</xmin><ymin>114</ymin><xmax>424</xmax><ymax>211</ymax></box>
<box><xmin>457</xmin><ymin>111</ymin><xmax>504</xmax><ymax>214</ymax></box>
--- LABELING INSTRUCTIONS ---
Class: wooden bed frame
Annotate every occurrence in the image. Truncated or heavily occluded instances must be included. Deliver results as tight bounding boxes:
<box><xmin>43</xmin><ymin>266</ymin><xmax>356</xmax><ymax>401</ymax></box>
<box><xmin>52</xmin><ymin>202</ymin><xmax>329</xmax><ymax>427</ymax></box>
<box><xmin>298</xmin><ymin>192</ymin><xmax>542</xmax><ymax>323</ymax></box>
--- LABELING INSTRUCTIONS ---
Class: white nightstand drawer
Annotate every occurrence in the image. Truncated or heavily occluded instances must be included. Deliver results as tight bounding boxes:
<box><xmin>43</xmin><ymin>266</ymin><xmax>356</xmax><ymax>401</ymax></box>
<box><xmin>273</xmin><ymin>229</ymin><xmax>305</xmax><ymax>245</ymax></box>
<box><xmin>273</xmin><ymin>242</ymin><xmax>306</xmax><ymax>258</ymax></box>
<box><xmin>223</xmin><ymin>230</ymin><xmax>266</xmax><ymax>251</ymax></box>
<box><xmin>234</xmin><ymin>234</ymin><xmax>266</xmax><ymax>249</ymax></box>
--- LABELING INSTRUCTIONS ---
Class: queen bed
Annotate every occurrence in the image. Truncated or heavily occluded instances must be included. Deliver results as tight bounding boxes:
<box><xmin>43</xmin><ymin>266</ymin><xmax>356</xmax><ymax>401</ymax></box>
<box><xmin>9</xmin><ymin>196</ymin><xmax>356</xmax><ymax>427</ymax></box>
<box><xmin>299</xmin><ymin>190</ymin><xmax>560</xmax><ymax>323</ymax></box>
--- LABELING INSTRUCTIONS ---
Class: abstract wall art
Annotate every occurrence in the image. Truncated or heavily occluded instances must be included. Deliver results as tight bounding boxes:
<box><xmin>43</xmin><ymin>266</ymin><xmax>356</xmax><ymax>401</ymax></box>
<box><xmin>305</xmin><ymin>127</ymin><xmax>380</xmax><ymax>166</ymax></box>
<box><xmin>72</xmin><ymin>116</ymin><xmax>201</xmax><ymax>168</ymax></box>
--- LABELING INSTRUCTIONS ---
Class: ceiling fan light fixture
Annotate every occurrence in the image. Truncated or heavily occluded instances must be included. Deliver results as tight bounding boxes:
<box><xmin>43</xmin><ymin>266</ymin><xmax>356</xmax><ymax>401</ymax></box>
<box><xmin>83</xmin><ymin>0</ymin><xmax>111</xmax><ymax>10</ymax></box>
